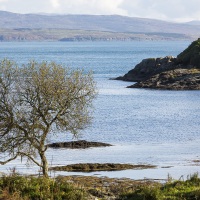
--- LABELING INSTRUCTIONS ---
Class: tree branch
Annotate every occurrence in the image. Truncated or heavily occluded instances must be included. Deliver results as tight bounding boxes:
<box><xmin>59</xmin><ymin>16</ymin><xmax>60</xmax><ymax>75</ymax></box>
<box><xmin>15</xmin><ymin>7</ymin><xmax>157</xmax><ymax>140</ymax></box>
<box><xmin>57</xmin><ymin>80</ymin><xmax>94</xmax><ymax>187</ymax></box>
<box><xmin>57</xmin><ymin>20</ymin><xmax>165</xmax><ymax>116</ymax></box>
<box><xmin>18</xmin><ymin>152</ymin><xmax>42</xmax><ymax>167</ymax></box>
<box><xmin>0</xmin><ymin>154</ymin><xmax>18</xmax><ymax>165</ymax></box>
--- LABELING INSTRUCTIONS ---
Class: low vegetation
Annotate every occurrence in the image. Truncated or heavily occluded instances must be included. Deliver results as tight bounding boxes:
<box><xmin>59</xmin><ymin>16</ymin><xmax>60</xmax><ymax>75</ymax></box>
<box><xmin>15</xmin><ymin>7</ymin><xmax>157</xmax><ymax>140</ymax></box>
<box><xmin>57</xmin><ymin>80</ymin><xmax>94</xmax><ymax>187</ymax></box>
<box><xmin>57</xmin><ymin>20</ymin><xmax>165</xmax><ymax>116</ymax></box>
<box><xmin>0</xmin><ymin>173</ymin><xmax>88</xmax><ymax>200</ymax></box>
<box><xmin>177</xmin><ymin>38</ymin><xmax>200</xmax><ymax>68</ymax></box>
<box><xmin>1</xmin><ymin>173</ymin><xmax>200</xmax><ymax>200</ymax></box>
<box><xmin>120</xmin><ymin>173</ymin><xmax>200</xmax><ymax>200</ymax></box>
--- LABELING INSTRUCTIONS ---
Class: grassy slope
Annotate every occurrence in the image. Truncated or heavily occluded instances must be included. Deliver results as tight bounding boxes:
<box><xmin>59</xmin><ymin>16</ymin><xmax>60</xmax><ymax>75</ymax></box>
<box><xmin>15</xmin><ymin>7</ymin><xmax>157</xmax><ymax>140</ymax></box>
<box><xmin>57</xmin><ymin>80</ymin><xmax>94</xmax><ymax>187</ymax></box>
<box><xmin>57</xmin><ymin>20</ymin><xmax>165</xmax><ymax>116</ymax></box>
<box><xmin>177</xmin><ymin>38</ymin><xmax>200</xmax><ymax>68</ymax></box>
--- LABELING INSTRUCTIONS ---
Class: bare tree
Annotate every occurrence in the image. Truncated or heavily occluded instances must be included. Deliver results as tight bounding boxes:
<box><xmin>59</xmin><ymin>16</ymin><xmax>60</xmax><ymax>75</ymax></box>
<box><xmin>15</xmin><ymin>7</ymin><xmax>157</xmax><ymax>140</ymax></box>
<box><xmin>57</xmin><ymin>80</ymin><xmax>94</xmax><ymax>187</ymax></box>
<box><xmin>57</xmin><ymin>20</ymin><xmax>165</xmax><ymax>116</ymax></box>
<box><xmin>0</xmin><ymin>59</ymin><xmax>96</xmax><ymax>177</ymax></box>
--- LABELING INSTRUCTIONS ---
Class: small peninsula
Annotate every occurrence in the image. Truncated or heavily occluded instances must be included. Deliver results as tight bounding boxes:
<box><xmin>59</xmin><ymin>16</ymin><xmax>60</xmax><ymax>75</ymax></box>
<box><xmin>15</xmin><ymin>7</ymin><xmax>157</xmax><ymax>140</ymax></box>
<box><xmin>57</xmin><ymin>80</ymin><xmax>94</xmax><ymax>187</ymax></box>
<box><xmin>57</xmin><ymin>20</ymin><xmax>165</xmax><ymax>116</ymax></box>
<box><xmin>116</xmin><ymin>38</ymin><xmax>200</xmax><ymax>90</ymax></box>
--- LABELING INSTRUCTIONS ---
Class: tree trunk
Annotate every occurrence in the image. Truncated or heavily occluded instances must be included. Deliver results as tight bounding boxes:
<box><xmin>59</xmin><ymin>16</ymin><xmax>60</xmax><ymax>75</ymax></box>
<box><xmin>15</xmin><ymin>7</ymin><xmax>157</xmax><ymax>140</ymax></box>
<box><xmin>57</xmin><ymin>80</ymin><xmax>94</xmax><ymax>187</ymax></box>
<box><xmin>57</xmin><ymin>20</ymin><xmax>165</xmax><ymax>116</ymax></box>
<box><xmin>40</xmin><ymin>152</ymin><xmax>49</xmax><ymax>178</ymax></box>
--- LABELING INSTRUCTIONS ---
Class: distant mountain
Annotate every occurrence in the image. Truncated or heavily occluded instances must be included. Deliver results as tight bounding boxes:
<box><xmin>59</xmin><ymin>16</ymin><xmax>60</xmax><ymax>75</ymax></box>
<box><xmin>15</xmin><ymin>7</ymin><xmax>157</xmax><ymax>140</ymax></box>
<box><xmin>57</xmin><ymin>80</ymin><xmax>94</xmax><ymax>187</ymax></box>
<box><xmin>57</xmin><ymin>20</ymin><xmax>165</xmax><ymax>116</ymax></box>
<box><xmin>0</xmin><ymin>11</ymin><xmax>200</xmax><ymax>35</ymax></box>
<box><xmin>0</xmin><ymin>11</ymin><xmax>199</xmax><ymax>41</ymax></box>
<box><xmin>186</xmin><ymin>20</ymin><xmax>200</xmax><ymax>26</ymax></box>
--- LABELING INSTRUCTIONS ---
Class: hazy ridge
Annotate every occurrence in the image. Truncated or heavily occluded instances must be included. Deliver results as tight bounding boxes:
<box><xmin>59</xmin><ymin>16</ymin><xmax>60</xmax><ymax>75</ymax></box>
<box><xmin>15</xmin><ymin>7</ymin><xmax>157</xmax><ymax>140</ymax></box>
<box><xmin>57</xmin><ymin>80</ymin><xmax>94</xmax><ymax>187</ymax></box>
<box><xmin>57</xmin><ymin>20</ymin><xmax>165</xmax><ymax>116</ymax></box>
<box><xmin>0</xmin><ymin>11</ymin><xmax>199</xmax><ymax>41</ymax></box>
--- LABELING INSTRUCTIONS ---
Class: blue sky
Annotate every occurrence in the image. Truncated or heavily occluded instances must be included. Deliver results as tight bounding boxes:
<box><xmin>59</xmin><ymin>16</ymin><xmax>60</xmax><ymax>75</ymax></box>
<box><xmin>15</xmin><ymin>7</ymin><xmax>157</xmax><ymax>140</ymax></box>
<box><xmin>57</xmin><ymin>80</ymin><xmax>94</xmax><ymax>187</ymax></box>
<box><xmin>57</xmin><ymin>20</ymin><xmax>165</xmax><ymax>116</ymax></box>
<box><xmin>0</xmin><ymin>0</ymin><xmax>200</xmax><ymax>22</ymax></box>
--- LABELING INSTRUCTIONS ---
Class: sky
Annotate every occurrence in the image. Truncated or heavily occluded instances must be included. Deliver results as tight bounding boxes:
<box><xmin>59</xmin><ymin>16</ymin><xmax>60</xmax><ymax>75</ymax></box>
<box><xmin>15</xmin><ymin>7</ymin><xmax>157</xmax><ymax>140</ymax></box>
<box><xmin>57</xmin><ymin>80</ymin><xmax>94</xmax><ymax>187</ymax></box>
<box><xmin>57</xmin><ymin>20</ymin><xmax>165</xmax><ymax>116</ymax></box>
<box><xmin>0</xmin><ymin>0</ymin><xmax>200</xmax><ymax>22</ymax></box>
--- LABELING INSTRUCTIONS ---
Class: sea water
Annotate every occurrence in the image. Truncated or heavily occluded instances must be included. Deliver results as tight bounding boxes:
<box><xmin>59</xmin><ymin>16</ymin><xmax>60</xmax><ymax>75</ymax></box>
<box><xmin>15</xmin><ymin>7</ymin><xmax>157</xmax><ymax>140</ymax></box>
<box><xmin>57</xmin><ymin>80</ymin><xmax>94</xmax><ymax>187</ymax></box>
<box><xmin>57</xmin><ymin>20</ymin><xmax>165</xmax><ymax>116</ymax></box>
<box><xmin>1</xmin><ymin>40</ymin><xmax>200</xmax><ymax>180</ymax></box>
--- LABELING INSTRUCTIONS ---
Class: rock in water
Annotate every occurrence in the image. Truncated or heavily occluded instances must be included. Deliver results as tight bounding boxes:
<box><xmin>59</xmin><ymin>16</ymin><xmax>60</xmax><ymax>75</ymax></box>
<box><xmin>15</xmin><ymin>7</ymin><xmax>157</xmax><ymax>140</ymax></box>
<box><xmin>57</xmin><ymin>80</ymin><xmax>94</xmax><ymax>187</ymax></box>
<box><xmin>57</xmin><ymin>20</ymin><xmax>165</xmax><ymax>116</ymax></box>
<box><xmin>115</xmin><ymin>38</ymin><xmax>200</xmax><ymax>90</ymax></box>
<box><xmin>47</xmin><ymin>140</ymin><xmax>112</xmax><ymax>149</ymax></box>
<box><xmin>50</xmin><ymin>163</ymin><xmax>156</xmax><ymax>172</ymax></box>
<box><xmin>129</xmin><ymin>68</ymin><xmax>200</xmax><ymax>90</ymax></box>
<box><xmin>117</xmin><ymin>56</ymin><xmax>178</xmax><ymax>82</ymax></box>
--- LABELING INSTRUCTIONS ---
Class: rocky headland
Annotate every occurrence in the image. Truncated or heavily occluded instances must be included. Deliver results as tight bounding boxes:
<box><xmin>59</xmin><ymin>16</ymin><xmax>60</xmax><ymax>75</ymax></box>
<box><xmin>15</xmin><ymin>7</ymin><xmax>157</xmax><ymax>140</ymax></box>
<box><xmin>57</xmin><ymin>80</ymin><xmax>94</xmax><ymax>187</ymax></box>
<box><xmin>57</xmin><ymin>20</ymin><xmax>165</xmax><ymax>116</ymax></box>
<box><xmin>116</xmin><ymin>38</ymin><xmax>200</xmax><ymax>90</ymax></box>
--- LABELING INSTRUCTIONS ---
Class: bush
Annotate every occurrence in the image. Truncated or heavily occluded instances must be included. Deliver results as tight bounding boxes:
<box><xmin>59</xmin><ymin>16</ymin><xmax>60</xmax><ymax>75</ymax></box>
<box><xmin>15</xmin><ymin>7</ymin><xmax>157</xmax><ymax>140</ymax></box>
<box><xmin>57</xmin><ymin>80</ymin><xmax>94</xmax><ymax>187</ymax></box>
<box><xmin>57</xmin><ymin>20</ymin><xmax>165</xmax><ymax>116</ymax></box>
<box><xmin>119</xmin><ymin>174</ymin><xmax>200</xmax><ymax>200</ymax></box>
<box><xmin>0</xmin><ymin>174</ymin><xmax>88</xmax><ymax>200</ymax></box>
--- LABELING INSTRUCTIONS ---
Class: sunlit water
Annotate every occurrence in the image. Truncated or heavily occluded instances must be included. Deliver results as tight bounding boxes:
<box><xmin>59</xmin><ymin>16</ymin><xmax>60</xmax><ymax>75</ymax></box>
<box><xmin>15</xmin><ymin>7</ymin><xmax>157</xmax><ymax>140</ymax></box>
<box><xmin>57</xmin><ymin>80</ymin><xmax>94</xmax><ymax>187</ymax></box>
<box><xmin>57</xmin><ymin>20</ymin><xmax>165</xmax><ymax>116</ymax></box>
<box><xmin>1</xmin><ymin>41</ymin><xmax>200</xmax><ymax>180</ymax></box>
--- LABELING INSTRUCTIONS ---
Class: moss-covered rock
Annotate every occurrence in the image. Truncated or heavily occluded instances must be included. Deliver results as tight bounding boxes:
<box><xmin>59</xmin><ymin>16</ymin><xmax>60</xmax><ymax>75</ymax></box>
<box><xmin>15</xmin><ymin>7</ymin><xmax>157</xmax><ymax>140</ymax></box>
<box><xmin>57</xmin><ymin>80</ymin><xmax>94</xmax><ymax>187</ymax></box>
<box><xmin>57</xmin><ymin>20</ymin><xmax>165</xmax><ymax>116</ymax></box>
<box><xmin>50</xmin><ymin>163</ymin><xmax>156</xmax><ymax>172</ymax></box>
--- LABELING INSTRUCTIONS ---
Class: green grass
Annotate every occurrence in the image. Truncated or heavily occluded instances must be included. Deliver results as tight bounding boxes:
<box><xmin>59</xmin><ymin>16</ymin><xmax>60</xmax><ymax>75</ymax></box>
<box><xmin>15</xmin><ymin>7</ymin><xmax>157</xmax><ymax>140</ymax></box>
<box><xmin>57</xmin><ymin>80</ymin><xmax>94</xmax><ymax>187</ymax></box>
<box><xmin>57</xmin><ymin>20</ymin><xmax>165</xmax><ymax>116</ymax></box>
<box><xmin>120</xmin><ymin>173</ymin><xmax>200</xmax><ymax>200</ymax></box>
<box><xmin>0</xmin><ymin>173</ymin><xmax>88</xmax><ymax>200</ymax></box>
<box><xmin>1</xmin><ymin>173</ymin><xmax>200</xmax><ymax>200</ymax></box>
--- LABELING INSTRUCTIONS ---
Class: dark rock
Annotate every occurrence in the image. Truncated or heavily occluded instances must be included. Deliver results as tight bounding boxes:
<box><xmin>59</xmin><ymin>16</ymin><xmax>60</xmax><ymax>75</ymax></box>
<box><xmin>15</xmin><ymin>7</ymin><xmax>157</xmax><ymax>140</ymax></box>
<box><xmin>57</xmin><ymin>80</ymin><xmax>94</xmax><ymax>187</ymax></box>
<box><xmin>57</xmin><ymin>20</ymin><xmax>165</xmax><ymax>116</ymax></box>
<box><xmin>115</xmin><ymin>56</ymin><xmax>180</xmax><ymax>82</ymax></box>
<box><xmin>47</xmin><ymin>140</ymin><xmax>112</xmax><ymax>149</ymax></box>
<box><xmin>128</xmin><ymin>68</ymin><xmax>200</xmax><ymax>90</ymax></box>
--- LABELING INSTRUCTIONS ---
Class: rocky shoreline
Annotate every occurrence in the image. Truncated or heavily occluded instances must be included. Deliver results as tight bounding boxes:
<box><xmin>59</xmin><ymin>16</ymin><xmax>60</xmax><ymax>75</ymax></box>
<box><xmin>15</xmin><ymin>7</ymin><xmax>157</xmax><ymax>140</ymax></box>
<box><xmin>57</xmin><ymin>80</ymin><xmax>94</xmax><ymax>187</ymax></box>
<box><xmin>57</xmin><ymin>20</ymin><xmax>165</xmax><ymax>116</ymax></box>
<box><xmin>128</xmin><ymin>68</ymin><xmax>200</xmax><ymax>90</ymax></box>
<box><xmin>58</xmin><ymin>175</ymin><xmax>158</xmax><ymax>200</ymax></box>
<box><xmin>115</xmin><ymin>39</ymin><xmax>200</xmax><ymax>90</ymax></box>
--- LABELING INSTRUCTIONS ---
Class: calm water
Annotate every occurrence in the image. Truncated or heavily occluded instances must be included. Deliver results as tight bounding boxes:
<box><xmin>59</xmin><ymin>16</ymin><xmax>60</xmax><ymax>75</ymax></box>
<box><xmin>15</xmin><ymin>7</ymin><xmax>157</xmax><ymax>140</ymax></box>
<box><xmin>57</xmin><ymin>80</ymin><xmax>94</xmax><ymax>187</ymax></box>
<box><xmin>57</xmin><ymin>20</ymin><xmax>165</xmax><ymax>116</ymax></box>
<box><xmin>1</xmin><ymin>41</ymin><xmax>200</xmax><ymax>180</ymax></box>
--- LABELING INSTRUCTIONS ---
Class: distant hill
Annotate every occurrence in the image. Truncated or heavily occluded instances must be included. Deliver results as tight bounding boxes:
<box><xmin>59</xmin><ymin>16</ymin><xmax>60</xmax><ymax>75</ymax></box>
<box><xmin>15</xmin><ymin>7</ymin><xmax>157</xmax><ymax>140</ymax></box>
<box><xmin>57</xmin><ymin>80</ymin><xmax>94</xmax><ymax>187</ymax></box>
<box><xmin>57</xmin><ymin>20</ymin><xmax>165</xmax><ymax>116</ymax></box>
<box><xmin>186</xmin><ymin>21</ymin><xmax>200</xmax><ymax>26</ymax></box>
<box><xmin>0</xmin><ymin>11</ymin><xmax>199</xmax><ymax>41</ymax></box>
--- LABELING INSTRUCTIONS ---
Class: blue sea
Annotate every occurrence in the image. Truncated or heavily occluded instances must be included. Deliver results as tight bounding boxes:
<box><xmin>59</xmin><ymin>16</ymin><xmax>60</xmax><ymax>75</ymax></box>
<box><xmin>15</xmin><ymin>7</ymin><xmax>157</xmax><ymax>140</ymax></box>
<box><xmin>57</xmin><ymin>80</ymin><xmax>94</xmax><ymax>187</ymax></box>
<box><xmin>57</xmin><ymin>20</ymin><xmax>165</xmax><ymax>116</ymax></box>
<box><xmin>1</xmin><ymin>41</ymin><xmax>200</xmax><ymax>180</ymax></box>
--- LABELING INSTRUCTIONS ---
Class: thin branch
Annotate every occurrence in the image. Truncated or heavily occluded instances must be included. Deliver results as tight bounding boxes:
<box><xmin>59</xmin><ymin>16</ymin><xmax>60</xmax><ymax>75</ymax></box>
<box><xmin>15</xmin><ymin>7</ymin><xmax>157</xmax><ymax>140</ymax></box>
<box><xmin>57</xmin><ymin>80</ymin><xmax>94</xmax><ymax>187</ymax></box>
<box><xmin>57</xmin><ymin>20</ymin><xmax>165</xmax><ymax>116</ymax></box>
<box><xmin>18</xmin><ymin>152</ymin><xmax>42</xmax><ymax>167</ymax></box>
<box><xmin>0</xmin><ymin>154</ymin><xmax>18</xmax><ymax>165</ymax></box>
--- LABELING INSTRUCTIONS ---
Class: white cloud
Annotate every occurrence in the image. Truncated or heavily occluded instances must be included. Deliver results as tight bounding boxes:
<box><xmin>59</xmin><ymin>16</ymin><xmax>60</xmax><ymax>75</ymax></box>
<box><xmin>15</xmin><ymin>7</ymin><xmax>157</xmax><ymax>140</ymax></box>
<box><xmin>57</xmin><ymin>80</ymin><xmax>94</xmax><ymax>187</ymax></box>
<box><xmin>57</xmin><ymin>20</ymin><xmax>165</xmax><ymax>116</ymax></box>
<box><xmin>51</xmin><ymin>0</ymin><xmax>60</xmax><ymax>9</ymax></box>
<box><xmin>0</xmin><ymin>0</ymin><xmax>200</xmax><ymax>22</ymax></box>
<box><xmin>0</xmin><ymin>0</ymin><xmax>126</xmax><ymax>15</ymax></box>
<box><xmin>119</xmin><ymin>0</ymin><xmax>200</xmax><ymax>22</ymax></box>
<box><xmin>50</xmin><ymin>0</ymin><xmax>127</xmax><ymax>15</ymax></box>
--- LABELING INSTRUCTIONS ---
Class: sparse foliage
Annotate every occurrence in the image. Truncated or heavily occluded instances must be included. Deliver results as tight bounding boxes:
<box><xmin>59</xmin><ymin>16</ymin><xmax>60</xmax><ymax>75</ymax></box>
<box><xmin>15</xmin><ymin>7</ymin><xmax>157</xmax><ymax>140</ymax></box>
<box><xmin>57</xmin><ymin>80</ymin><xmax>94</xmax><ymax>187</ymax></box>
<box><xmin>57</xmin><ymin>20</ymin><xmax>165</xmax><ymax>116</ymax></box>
<box><xmin>0</xmin><ymin>59</ymin><xmax>96</xmax><ymax>177</ymax></box>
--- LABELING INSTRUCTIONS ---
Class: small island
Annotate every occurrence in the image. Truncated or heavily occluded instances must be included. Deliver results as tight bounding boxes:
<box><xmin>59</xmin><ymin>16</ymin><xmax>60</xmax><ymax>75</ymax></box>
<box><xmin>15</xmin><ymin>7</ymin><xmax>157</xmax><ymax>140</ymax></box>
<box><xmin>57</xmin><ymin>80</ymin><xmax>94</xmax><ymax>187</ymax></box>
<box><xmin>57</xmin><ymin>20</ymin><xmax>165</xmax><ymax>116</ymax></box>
<box><xmin>50</xmin><ymin>163</ymin><xmax>156</xmax><ymax>172</ymax></box>
<box><xmin>116</xmin><ymin>38</ymin><xmax>200</xmax><ymax>90</ymax></box>
<box><xmin>47</xmin><ymin>140</ymin><xmax>112</xmax><ymax>149</ymax></box>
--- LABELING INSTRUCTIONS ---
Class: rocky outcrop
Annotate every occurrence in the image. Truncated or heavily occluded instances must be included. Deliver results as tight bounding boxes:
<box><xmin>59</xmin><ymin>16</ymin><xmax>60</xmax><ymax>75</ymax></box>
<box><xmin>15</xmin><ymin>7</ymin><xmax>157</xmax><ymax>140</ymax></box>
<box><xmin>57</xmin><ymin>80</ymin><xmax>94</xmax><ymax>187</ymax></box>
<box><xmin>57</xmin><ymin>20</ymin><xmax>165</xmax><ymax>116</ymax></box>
<box><xmin>115</xmin><ymin>38</ymin><xmax>200</xmax><ymax>90</ymax></box>
<box><xmin>47</xmin><ymin>140</ymin><xmax>112</xmax><ymax>149</ymax></box>
<box><xmin>116</xmin><ymin>56</ymin><xmax>180</xmax><ymax>82</ymax></box>
<box><xmin>129</xmin><ymin>68</ymin><xmax>200</xmax><ymax>90</ymax></box>
<box><xmin>177</xmin><ymin>39</ymin><xmax>200</xmax><ymax>68</ymax></box>
<box><xmin>50</xmin><ymin>163</ymin><xmax>156</xmax><ymax>172</ymax></box>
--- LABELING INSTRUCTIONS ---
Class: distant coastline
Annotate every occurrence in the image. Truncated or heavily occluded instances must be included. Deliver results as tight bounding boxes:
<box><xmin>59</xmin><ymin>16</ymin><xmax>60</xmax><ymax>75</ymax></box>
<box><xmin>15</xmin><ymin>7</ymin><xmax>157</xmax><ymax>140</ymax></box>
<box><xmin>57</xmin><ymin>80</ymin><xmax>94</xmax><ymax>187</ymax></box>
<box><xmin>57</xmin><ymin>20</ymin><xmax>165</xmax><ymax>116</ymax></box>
<box><xmin>0</xmin><ymin>29</ymin><xmax>194</xmax><ymax>42</ymax></box>
<box><xmin>0</xmin><ymin>11</ymin><xmax>199</xmax><ymax>42</ymax></box>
